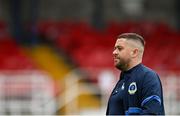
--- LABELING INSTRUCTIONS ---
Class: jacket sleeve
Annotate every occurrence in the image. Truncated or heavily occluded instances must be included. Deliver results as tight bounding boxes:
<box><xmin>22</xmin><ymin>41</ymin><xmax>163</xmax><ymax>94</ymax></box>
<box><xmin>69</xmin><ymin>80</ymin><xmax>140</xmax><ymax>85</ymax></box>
<box><xmin>139</xmin><ymin>71</ymin><xmax>165</xmax><ymax>115</ymax></box>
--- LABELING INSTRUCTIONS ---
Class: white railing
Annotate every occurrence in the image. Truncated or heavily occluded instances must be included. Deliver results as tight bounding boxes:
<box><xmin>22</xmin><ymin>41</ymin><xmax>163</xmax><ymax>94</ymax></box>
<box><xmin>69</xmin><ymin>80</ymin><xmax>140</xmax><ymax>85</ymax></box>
<box><xmin>58</xmin><ymin>69</ymin><xmax>103</xmax><ymax>114</ymax></box>
<box><xmin>161</xmin><ymin>73</ymin><xmax>180</xmax><ymax>115</ymax></box>
<box><xmin>0</xmin><ymin>70</ymin><xmax>57</xmax><ymax>115</ymax></box>
<box><xmin>0</xmin><ymin>69</ymin><xmax>179</xmax><ymax>115</ymax></box>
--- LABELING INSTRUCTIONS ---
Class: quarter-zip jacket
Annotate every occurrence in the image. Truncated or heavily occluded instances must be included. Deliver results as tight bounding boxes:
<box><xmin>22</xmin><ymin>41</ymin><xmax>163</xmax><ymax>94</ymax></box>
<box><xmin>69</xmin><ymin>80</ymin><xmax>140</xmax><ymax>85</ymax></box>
<box><xmin>106</xmin><ymin>63</ymin><xmax>165</xmax><ymax>115</ymax></box>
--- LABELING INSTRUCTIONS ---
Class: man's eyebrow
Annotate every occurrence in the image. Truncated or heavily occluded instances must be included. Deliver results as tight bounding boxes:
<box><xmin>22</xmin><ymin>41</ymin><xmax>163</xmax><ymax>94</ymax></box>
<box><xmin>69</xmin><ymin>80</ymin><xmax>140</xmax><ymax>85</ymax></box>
<box><xmin>114</xmin><ymin>45</ymin><xmax>123</xmax><ymax>49</ymax></box>
<box><xmin>115</xmin><ymin>45</ymin><xmax>123</xmax><ymax>47</ymax></box>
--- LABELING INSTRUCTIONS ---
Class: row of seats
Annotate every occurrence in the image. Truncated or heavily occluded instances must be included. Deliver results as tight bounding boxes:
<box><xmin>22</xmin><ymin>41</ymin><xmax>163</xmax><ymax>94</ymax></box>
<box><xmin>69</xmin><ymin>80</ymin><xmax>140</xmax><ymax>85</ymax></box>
<box><xmin>37</xmin><ymin>21</ymin><xmax>180</xmax><ymax>73</ymax></box>
<box><xmin>0</xmin><ymin>38</ymin><xmax>37</xmax><ymax>70</ymax></box>
<box><xmin>0</xmin><ymin>21</ymin><xmax>179</xmax><ymax>76</ymax></box>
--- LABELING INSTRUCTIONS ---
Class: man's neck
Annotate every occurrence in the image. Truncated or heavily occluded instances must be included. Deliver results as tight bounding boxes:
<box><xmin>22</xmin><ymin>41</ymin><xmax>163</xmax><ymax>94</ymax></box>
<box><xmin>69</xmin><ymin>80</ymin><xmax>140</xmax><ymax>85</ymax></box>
<box><xmin>125</xmin><ymin>61</ymin><xmax>141</xmax><ymax>71</ymax></box>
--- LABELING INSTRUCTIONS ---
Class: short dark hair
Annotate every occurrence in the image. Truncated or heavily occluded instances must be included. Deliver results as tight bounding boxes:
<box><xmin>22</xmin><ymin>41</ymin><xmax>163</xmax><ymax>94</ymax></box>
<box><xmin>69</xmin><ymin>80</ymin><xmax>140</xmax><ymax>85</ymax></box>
<box><xmin>117</xmin><ymin>33</ymin><xmax>145</xmax><ymax>47</ymax></box>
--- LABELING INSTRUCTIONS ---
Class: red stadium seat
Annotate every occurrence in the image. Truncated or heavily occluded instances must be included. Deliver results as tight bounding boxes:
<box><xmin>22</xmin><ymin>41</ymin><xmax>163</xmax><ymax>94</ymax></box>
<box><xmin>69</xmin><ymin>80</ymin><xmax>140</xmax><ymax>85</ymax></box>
<box><xmin>0</xmin><ymin>39</ymin><xmax>37</xmax><ymax>70</ymax></box>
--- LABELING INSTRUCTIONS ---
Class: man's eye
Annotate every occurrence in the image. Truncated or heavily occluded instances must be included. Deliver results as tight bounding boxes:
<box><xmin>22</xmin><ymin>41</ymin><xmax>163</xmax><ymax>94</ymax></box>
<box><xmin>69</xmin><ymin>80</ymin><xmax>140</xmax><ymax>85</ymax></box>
<box><xmin>117</xmin><ymin>47</ymin><xmax>122</xmax><ymax>50</ymax></box>
<box><xmin>114</xmin><ymin>46</ymin><xmax>123</xmax><ymax>51</ymax></box>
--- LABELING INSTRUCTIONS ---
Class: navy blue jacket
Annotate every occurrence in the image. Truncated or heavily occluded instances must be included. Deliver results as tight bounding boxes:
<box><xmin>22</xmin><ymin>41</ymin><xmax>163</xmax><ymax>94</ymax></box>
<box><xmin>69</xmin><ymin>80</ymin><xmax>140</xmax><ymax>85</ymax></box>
<box><xmin>106</xmin><ymin>63</ymin><xmax>165</xmax><ymax>115</ymax></box>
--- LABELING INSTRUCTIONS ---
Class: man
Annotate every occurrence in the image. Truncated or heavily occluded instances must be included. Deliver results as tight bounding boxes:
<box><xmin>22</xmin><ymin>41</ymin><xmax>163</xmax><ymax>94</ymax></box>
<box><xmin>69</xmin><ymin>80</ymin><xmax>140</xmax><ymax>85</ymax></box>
<box><xmin>106</xmin><ymin>33</ymin><xmax>165</xmax><ymax>115</ymax></box>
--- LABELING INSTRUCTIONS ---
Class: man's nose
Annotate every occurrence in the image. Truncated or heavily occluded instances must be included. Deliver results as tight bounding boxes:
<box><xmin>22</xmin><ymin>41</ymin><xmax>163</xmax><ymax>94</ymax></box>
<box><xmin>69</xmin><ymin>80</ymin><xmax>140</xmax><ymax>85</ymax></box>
<box><xmin>113</xmin><ymin>49</ymin><xmax>117</xmax><ymax>55</ymax></box>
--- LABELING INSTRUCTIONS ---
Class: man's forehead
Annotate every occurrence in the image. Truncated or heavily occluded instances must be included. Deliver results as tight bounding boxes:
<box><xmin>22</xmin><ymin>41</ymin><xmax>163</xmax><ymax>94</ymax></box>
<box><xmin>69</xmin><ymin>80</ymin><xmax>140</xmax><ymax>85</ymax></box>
<box><xmin>116</xmin><ymin>38</ymin><xmax>144</xmax><ymax>50</ymax></box>
<box><xmin>115</xmin><ymin>38</ymin><xmax>127</xmax><ymax>45</ymax></box>
<box><xmin>116</xmin><ymin>38</ymin><xmax>127</xmax><ymax>42</ymax></box>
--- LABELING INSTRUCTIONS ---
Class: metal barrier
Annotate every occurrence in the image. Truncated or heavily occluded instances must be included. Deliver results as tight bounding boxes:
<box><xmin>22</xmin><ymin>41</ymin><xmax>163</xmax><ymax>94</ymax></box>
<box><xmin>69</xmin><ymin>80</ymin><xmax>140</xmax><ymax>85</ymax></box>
<box><xmin>0</xmin><ymin>69</ymin><xmax>179</xmax><ymax>115</ymax></box>
<box><xmin>0</xmin><ymin>70</ymin><xmax>57</xmax><ymax>115</ymax></box>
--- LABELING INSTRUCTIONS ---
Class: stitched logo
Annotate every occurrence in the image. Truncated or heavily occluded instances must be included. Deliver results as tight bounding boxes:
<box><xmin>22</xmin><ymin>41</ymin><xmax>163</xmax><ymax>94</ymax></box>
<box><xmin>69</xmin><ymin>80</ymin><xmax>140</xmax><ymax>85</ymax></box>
<box><xmin>128</xmin><ymin>82</ymin><xmax>137</xmax><ymax>95</ymax></box>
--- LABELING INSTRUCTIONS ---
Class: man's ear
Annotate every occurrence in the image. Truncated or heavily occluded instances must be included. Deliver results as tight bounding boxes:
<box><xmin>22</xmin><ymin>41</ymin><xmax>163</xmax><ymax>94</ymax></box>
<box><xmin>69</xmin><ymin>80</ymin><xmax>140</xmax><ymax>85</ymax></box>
<box><xmin>131</xmin><ymin>48</ymin><xmax>138</xmax><ymax>58</ymax></box>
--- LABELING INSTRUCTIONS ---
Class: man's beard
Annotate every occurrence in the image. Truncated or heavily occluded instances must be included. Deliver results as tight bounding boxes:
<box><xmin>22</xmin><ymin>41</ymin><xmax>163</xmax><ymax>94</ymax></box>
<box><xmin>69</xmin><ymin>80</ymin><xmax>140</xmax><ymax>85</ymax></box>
<box><xmin>115</xmin><ymin>58</ymin><xmax>130</xmax><ymax>71</ymax></box>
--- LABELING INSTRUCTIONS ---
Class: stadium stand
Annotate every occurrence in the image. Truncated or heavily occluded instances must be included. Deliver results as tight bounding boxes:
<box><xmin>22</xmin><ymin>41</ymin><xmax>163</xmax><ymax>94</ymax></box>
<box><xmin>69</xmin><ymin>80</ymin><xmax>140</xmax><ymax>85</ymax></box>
<box><xmin>37</xmin><ymin>21</ymin><xmax>180</xmax><ymax>79</ymax></box>
<box><xmin>0</xmin><ymin>22</ymin><xmax>59</xmax><ymax>115</ymax></box>
<box><xmin>0</xmin><ymin>20</ymin><xmax>180</xmax><ymax>114</ymax></box>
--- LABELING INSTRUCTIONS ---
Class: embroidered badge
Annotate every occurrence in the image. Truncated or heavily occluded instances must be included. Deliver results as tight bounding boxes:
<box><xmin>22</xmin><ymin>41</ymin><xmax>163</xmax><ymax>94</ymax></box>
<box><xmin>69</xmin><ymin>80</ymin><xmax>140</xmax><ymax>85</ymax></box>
<box><xmin>128</xmin><ymin>82</ymin><xmax>137</xmax><ymax>95</ymax></box>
